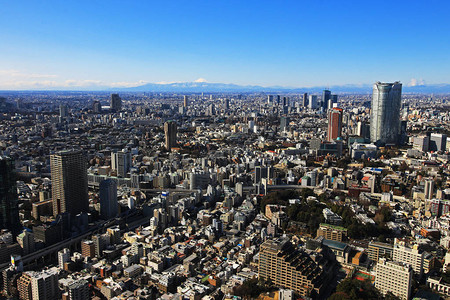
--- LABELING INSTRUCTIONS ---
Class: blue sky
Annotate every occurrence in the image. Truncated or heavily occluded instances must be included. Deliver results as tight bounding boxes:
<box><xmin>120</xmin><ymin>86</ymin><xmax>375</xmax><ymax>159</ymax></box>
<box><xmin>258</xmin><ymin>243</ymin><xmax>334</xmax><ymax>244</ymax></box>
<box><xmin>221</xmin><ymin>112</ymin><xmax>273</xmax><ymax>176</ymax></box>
<box><xmin>0</xmin><ymin>0</ymin><xmax>449</xmax><ymax>89</ymax></box>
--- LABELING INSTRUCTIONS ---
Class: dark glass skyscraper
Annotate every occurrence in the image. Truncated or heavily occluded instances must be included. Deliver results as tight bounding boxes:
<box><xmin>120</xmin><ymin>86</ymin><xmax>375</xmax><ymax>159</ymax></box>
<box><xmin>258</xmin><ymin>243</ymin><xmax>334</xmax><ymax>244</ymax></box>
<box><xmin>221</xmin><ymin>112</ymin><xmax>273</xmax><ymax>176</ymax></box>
<box><xmin>110</xmin><ymin>93</ymin><xmax>122</xmax><ymax>112</ymax></box>
<box><xmin>370</xmin><ymin>82</ymin><xmax>402</xmax><ymax>145</ymax></box>
<box><xmin>0</xmin><ymin>157</ymin><xmax>20</xmax><ymax>235</ymax></box>
<box><xmin>322</xmin><ymin>90</ymin><xmax>331</xmax><ymax>111</ymax></box>
<box><xmin>51</xmin><ymin>150</ymin><xmax>89</xmax><ymax>217</ymax></box>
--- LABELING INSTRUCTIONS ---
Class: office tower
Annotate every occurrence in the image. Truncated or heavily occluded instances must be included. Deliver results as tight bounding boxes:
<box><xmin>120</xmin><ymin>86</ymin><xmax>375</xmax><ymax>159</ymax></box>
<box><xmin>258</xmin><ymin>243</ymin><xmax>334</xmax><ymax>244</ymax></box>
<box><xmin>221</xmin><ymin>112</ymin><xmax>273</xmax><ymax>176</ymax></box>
<box><xmin>327</xmin><ymin>108</ymin><xmax>343</xmax><ymax>141</ymax></box>
<box><xmin>0</xmin><ymin>157</ymin><xmax>20</xmax><ymax>235</ymax></box>
<box><xmin>322</xmin><ymin>90</ymin><xmax>331</xmax><ymax>110</ymax></box>
<box><xmin>183</xmin><ymin>95</ymin><xmax>189</xmax><ymax>107</ymax></box>
<box><xmin>58</xmin><ymin>248</ymin><xmax>70</xmax><ymax>269</ymax></box>
<box><xmin>207</xmin><ymin>103</ymin><xmax>215</xmax><ymax>116</ymax></box>
<box><xmin>267</xmin><ymin>95</ymin><xmax>273</xmax><ymax>104</ymax></box>
<box><xmin>224</xmin><ymin>98</ymin><xmax>230</xmax><ymax>110</ymax></box>
<box><xmin>429</xmin><ymin>133</ymin><xmax>447</xmax><ymax>152</ymax></box>
<box><xmin>392</xmin><ymin>239</ymin><xmax>424</xmax><ymax>275</ymax></box>
<box><xmin>370</xmin><ymin>81</ymin><xmax>402</xmax><ymax>145</ymax></box>
<box><xmin>280</xmin><ymin>116</ymin><xmax>290</xmax><ymax>132</ymax></box>
<box><xmin>424</xmin><ymin>179</ymin><xmax>434</xmax><ymax>200</ymax></box>
<box><xmin>276</xmin><ymin>95</ymin><xmax>281</xmax><ymax>105</ymax></box>
<box><xmin>375</xmin><ymin>258</ymin><xmax>412</xmax><ymax>300</ymax></box>
<box><xmin>67</xmin><ymin>279</ymin><xmax>90</xmax><ymax>300</ymax></box>
<box><xmin>302</xmin><ymin>93</ymin><xmax>308</xmax><ymax>107</ymax></box>
<box><xmin>282</xmin><ymin>96</ymin><xmax>288</xmax><ymax>107</ymax></box>
<box><xmin>328</xmin><ymin>94</ymin><xmax>338</xmax><ymax>109</ymax></box>
<box><xmin>59</xmin><ymin>104</ymin><xmax>69</xmax><ymax>118</ymax></box>
<box><xmin>92</xmin><ymin>100</ymin><xmax>102</xmax><ymax>113</ymax></box>
<box><xmin>50</xmin><ymin>150</ymin><xmax>89</xmax><ymax>217</ymax></box>
<box><xmin>308</xmin><ymin>95</ymin><xmax>317</xmax><ymax>109</ymax></box>
<box><xmin>413</xmin><ymin>136</ymin><xmax>429</xmax><ymax>152</ymax></box>
<box><xmin>99</xmin><ymin>179</ymin><xmax>118</xmax><ymax>220</ymax></box>
<box><xmin>259</xmin><ymin>238</ymin><xmax>330</xmax><ymax>297</ymax></box>
<box><xmin>16</xmin><ymin>230</ymin><xmax>35</xmax><ymax>255</ymax></box>
<box><xmin>164</xmin><ymin>121</ymin><xmax>177</xmax><ymax>151</ymax></box>
<box><xmin>110</xmin><ymin>93</ymin><xmax>122</xmax><ymax>112</ymax></box>
<box><xmin>111</xmin><ymin>149</ymin><xmax>131</xmax><ymax>178</ymax></box>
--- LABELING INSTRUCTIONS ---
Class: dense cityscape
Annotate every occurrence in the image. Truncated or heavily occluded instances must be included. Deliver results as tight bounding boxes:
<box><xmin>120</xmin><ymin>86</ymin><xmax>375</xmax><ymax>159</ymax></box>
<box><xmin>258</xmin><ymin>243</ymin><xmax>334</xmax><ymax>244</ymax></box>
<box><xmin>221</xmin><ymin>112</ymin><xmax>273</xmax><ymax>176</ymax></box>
<box><xmin>0</xmin><ymin>83</ymin><xmax>449</xmax><ymax>300</ymax></box>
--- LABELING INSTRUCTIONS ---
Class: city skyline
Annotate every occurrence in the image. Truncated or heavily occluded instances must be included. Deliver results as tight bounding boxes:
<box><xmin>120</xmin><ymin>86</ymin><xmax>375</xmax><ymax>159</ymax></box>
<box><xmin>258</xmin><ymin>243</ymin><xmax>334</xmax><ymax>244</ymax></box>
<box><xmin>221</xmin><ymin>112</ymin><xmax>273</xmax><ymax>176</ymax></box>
<box><xmin>1</xmin><ymin>1</ymin><xmax>450</xmax><ymax>90</ymax></box>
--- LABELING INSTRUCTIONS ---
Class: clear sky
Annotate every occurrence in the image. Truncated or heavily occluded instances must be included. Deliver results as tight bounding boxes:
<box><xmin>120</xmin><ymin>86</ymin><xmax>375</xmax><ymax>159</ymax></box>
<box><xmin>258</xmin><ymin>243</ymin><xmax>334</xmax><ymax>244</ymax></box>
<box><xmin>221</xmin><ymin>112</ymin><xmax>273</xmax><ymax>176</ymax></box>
<box><xmin>1</xmin><ymin>0</ymin><xmax>449</xmax><ymax>90</ymax></box>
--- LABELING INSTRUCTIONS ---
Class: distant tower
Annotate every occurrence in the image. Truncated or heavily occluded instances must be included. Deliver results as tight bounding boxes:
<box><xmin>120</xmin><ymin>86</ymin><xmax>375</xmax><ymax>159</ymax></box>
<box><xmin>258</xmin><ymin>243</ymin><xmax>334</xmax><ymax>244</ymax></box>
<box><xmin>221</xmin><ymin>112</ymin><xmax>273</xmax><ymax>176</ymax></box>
<box><xmin>424</xmin><ymin>179</ymin><xmax>434</xmax><ymax>200</ymax></box>
<box><xmin>99</xmin><ymin>179</ymin><xmax>118</xmax><ymax>220</ymax></box>
<box><xmin>308</xmin><ymin>95</ymin><xmax>317</xmax><ymax>110</ymax></box>
<box><xmin>111</xmin><ymin>149</ymin><xmax>131</xmax><ymax>178</ymax></box>
<box><xmin>280</xmin><ymin>116</ymin><xmax>290</xmax><ymax>132</ymax></box>
<box><xmin>267</xmin><ymin>95</ymin><xmax>273</xmax><ymax>104</ymax></box>
<box><xmin>327</xmin><ymin>108</ymin><xmax>343</xmax><ymax>141</ymax></box>
<box><xmin>51</xmin><ymin>150</ymin><xmax>88</xmax><ymax>217</ymax></box>
<box><xmin>370</xmin><ymin>82</ymin><xmax>402</xmax><ymax>145</ymax></box>
<box><xmin>322</xmin><ymin>90</ymin><xmax>331</xmax><ymax>111</ymax></box>
<box><xmin>92</xmin><ymin>101</ymin><xmax>102</xmax><ymax>113</ymax></box>
<box><xmin>0</xmin><ymin>157</ymin><xmax>20</xmax><ymax>235</ymax></box>
<box><xmin>302</xmin><ymin>93</ymin><xmax>308</xmax><ymax>107</ymax></box>
<box><xmin>164</xmin><ymin>121</ymin><xmax>177</xmax><ymax>151</ymax></box>
<box><xmin>429</xmin><ymin>133</ymin><xmax>447</xmax><ymax>152</ymax></box>
<box><xmin>224</xmin><ymin>98</ymin><xmax>230</xmax><ymax>110</ymax></box>
<box><xmin>183</xmin><ymin>95</ymin><xmax>189</xmax><ymax>108</ymax></box>
<box><xmin>59</xmin><ymin>104</ymin><xmax>69</xmax><ymax>118</ymax></box>
<box><xmin>110</xmin><ymin>94</ymin><xmax>122</xmax><ymax>112</ymax></box>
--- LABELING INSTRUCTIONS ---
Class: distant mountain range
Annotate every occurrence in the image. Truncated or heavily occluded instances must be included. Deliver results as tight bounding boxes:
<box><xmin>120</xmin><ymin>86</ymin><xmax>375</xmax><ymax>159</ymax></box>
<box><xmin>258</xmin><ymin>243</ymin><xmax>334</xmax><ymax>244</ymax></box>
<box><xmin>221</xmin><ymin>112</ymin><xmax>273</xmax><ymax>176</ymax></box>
<box><xmin>2</xmin><ymin>82</ymin><xmax>450</xmax><ymax>94</ymax></box>
<box><xmin>115</xmin><ymin>81</ymin><xmax>450</xmax><ymax>94</ymax></box>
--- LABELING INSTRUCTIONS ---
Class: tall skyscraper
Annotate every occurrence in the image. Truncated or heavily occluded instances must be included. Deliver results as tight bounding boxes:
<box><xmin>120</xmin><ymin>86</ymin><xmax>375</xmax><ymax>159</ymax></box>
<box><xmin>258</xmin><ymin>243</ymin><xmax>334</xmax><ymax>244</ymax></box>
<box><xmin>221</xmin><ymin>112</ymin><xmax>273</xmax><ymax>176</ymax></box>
<box><xmin>302</xmin><ymin>93</ymin><xmax>308</xmax><ymax>107</ymax></box>
<box><xmin>92</xmin><ymin>100</ymin><xmax>102</xmax><ymax>113</ymax></box>
<box><xmin>223</xmin><ymin>98</ymin><xmax>230</xmax><ymax>110</ymax></box>
<box><xmin>99</xmin><ymin>179</ymin><xmax>118</xmax><ymax>220</ymax></box>
<box><xmin>370</xmin><ymin>82</ymin><xmax>402</xmax><ymax>145</ymax></box>
<box><xmin>59</xmin><ymin>104</ymin><xmax>69</xmax><ymax>118</ymax></box>
<box><xmin>110</xmin><ymin>93</ymin><xmax>122</xmax><ymax>112</ymax></box>
<box><xmin>164</xmin><ymin>121</ymin><xmax>177</xmax><ymax>151</ymax></box>
<box><xmin>0</xmin><ymin>157</ymin><xmax>20</xmax><ymax>235</ymax></box>
<box><xmin>111</xmin><ymin>149</ymin><xmax>131</xmax><ymax>178</ymax></box>
<box><xmin>280</xmin><ymin>116</ymin><xmax>290</xmax><ymax>132</ymax></box>
<box><xmin>424</xmin><ymin>179</ymin><xmax>434</xmax><ymax>200</ymax></box>
<box><xmin>327</xmin><ymin>108</ymin><xmax>343</xmax><ymax>142</ymax></box>
<box><xmin>322</xmin><ymin>90</ymin><xmax>331</xmax><ymax>110</ymax></box>
<box><xmin>308</xmin><ymin>95</ymin><xmax>317</xmax><ymax>109</ymax></box>
<box><xmin>267</xmin><ymin>95</ymin><xmax>273</xmax><ymax>104</ymax></box>
<box><xmin>50</xmin><ymin>150</ymin><xmax>89</xmax><ymax>217</ymax></box>
<box><xmin>183</xmin><ymin>95</ymin><xmax>189</xmax><ymax>108</ymax></box>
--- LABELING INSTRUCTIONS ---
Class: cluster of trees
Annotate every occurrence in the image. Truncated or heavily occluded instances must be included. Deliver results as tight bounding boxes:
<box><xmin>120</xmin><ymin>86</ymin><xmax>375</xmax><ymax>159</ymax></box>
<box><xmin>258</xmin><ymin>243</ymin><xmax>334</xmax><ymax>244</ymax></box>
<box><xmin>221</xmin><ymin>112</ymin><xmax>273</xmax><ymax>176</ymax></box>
<box><xmin>329</xmin><ymin>278</ymin><xmax>400</xmax><ymax>300</ymax></box>
<box><xmin>232</xmin><ymin>278</ymin><xmax>275</xmax><ymax>299</ymax></box>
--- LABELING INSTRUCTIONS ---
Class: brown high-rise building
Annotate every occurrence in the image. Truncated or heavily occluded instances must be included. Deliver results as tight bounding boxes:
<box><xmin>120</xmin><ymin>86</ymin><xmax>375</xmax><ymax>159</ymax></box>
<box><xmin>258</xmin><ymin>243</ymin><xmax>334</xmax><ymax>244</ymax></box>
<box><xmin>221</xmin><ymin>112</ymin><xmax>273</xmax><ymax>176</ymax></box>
<box><xmin>51</xmin><ymin>150</ymin><xmax>88</xmax><ymax>217</ymax></box>
<box><xmin>164</xmin><ymin>121</ymin><xmax>177</xmax><ymax>151</ymax></box>
<box><xmin>18</xmin><ymin>272</ymin><xmax>32</xmax><ymax>300</ymax></box>
<box><xmin>327</xmin><ymin>107</ymin><xmax>343</xmax><ymax>142</ymax></box>
<box><xmin>81</xmin><ymin>240</ymin><xmax>96</xmax><ymax>258</ymax></box>
<box><xmin>258</xmin><ymin>238</ymin><xmax>331</xmax><ymax>298</ymax></box>
<box><xmin>183</xmin><ymin>95</ymin><xmax>189</xmax><ymax>107</ymax></box>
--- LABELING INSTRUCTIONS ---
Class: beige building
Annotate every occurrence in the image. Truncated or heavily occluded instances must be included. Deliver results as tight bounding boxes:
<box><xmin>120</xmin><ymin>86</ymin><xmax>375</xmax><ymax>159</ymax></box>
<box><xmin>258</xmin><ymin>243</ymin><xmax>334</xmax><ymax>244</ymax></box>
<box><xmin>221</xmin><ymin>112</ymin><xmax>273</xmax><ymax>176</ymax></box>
<box><xmin>316</xmin><ymin>223</ymin><xmax>347</xmax><ymax>242</ymax></box>
<box><xmin>258</xmin><ymin>238</ymin><xmax>331</xmax><ymax>298</ymax></box>
<box><xmin>392</xmin><ymin>239</ymin><xmax>424</xmax><ymax>275</ymax></box>
<box><xmin>375</xmin><ymin>258</ymin><xmax>412</xmax><ymax>300</ymax></box>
